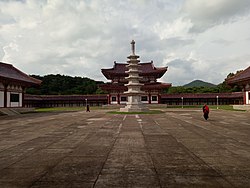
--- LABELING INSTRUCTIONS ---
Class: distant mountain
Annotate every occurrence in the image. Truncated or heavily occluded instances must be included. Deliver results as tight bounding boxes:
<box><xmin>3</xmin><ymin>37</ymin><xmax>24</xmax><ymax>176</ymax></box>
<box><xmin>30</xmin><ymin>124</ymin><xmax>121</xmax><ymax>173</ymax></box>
<box><xmin>183</xmin><ymin>80</ymin><xmax>216</xmax><ymax>88</ymax></box>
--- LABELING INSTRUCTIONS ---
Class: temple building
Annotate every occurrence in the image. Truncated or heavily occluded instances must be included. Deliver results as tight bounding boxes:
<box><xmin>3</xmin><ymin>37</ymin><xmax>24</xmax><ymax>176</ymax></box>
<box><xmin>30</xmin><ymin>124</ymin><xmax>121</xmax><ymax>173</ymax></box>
<box><xmin>227</xmin><ymin>66</ymin><xmax>250</xmax><ymax>105</ymax></box>
<box><xmin>101</xmin><ymin>43</ymin><xmax>171</xmax><ymax>105</ymax></box>
<box><xmin>0</xmin><ymin>62</ymin><xmax>41</xmax><ymax>108</ymax></box>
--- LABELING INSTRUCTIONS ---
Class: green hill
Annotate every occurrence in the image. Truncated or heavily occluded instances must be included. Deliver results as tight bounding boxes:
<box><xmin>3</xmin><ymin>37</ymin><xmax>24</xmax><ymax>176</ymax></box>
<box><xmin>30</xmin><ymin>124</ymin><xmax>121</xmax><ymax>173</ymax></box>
<box><xmin>183</xmin><ymin>80</ymin><xmax>216</xmax><ymax>88</ymax></box>
<box><xmin>27</xmin><ymin>74</ymin><xmax>106</xmax><ymax>95</ymax></box>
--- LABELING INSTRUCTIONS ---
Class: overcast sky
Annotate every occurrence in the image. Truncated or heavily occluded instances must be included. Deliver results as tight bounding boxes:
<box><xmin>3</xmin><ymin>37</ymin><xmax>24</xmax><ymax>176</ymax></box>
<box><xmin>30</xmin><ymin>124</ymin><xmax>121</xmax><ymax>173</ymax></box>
<box><xmin>1</xmin><ymin>0</ymin><xmax>250</xmax><ymax>86</ymax></box>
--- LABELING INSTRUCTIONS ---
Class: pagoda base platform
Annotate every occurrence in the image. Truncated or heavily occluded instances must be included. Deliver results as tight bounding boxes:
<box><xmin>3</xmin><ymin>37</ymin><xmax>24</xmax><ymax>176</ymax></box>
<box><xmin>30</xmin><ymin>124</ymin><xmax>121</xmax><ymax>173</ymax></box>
<box><xmin>120</xmin><ymin>104</ymin><xmax>149</xmax><ymax>112</ymax></box>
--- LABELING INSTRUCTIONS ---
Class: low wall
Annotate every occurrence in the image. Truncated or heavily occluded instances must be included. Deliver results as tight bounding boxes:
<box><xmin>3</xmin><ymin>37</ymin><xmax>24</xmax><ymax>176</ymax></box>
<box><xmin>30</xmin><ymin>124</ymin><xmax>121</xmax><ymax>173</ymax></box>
<box><xmin>233</xmin><ymin>105</ymin><xmax>250</xmax><ymax>111</ymax></box>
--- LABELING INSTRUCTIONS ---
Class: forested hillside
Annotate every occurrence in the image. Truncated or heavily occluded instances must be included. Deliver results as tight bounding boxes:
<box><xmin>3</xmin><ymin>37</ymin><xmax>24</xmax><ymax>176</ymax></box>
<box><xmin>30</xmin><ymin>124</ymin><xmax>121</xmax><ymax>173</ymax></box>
<box><xmin>183</xmin><ymin>80</ymin><xmax>216</xmax><ymax>88</ymax></box>
<box><xmin>165</xmin><ymin>72</ymin><xmax>242</xmax><ymax>94</ymax></box>
<box><xmin>27</xmin><ymin>74</ymin><xmax>106</xmax><ymax>95</ymax></box>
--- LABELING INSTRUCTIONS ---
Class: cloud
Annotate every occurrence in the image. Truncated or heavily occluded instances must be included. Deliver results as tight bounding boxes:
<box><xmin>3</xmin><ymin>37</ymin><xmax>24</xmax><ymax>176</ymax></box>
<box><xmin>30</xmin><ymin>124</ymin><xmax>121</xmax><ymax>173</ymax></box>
<box><xmin>211</xmin><ymin>39</ymin><xmax>233</xmax><ymax>46</ymax></box>
<box><xmin>182</xmin><ymin>0</ymin><xmax>250</xmax><ymax>32</ymax></box>
<box><xmin>163</xmin><ymin>55</ymin><xmax>225</xmax><ymax>86</ymax></box>
<box><xmin>153</xmin><ymin>17</ymin><xmax>193</xmax><ymax>40</ymax></box>
<box><xmin>0</xmin><ymin>0</ymin><xmax>250</xmax><ymax>87</ymax></box>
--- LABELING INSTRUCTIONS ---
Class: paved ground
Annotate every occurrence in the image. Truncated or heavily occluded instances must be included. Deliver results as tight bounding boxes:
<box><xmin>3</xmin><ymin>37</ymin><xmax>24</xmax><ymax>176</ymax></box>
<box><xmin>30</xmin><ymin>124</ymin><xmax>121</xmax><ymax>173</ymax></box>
<box><xmin>0</xmin><ymin>108</ymin><xmax>250</xmax><ymax>187</ymax></box>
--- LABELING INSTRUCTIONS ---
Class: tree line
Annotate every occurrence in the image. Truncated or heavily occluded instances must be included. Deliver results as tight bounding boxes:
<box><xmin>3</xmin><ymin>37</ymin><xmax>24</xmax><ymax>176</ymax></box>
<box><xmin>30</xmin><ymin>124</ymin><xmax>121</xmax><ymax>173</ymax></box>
<box><xmin>27</xmin><ymin>74</ymin><xmax>106</xmax><ymax>95</ymax></box>
<box><xmin>27</xmin><ymin>71</ymin><xmax>241</xmax><ymax>95</ymax></box>
<box><xmin>165</xmin><ymin>83</ymin><xmax>240</xmax><ymax>94</ymax></box>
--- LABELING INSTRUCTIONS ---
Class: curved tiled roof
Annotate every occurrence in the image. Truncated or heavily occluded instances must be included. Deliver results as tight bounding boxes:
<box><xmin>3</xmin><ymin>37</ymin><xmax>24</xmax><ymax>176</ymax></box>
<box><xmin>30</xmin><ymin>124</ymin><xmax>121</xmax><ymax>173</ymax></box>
<box><xmin>102</xmin><ymin>61</ymin><xmax>168</xmax><ymax>79</ymax></box>
<box><xmin>227</xmin><ymin>66</ymin><xmax>250</xmax><ymax>85</ymax></box>
<box><xmin>0</xmin><ymin>62</ymin><xmax>41</xmax><ymax>86</ymax></box>
<box><xmin>142</xmin><ymin>82</ymin><xmax>171</xmax><ymax>90</ymax></box>
<box><xmin>100</xmin><ymin>82</ymin><xmax>171</xmax><ymax>91</ymax></box>
<box><xmin>99</xmin><ymin>83</ymin><xmax>127</xmax><ymax>91</ymax></box>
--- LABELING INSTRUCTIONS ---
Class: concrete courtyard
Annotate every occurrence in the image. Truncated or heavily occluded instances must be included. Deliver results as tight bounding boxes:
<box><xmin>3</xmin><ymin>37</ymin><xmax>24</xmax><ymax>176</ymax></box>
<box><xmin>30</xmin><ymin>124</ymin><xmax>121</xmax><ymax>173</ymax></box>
<box><xmin>0</xmin><ymin>108</ymin><xmax>250</xmax><ymax>187</ymax></box>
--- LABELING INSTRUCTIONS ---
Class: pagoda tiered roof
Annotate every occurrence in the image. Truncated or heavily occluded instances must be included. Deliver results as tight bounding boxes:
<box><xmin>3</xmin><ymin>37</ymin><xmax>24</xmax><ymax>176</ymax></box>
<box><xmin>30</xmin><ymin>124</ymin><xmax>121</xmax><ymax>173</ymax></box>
<box><xmin>227</xmin><ymin>66</ymin><xmax>250</xmax><ymax>85</ymax></box>
<box><xmin>100</xmin><ymin>82</ymin><xmax>171</xmax><ymax>92</ymax></box>
<box><xmin>142</xmin><ymin>82</ymin><xmax>172</xmax><ymax>90</ymax></box>
<box><xmin>0</xmin><ymin>62</ymin><xmax>41</xmax><ymax>86</ymax></box>
<box><xmin>101</xmin><ymin>61</ymin><xmax>168</xmax><ymax>80</ymax></box>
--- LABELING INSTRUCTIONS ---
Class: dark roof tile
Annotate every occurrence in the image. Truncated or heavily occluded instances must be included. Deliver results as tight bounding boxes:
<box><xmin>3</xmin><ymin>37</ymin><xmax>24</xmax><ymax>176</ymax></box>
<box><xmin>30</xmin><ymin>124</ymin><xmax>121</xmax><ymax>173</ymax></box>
<box><xmin>102</xmin><ymin>62</ymin><xmax>168</xmax><ymax>79</ymax></box>
<box><xmin>0</xmin><ymin>62</ymin><xmax>41</xmax><ymax>86</ymax></box>
<box><xmin>227</xmin><ymin>66</ymin><xmax>250</xmax><ymax>84</ymax></box>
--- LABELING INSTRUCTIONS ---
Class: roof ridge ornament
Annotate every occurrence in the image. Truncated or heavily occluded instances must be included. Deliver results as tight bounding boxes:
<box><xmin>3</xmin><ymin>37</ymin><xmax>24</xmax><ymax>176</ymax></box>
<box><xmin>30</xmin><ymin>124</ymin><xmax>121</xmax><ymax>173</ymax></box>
<box><xmin>131</xmin><ymin>40</ymin><xmax>135</xmax><ymax>55</ymax></box>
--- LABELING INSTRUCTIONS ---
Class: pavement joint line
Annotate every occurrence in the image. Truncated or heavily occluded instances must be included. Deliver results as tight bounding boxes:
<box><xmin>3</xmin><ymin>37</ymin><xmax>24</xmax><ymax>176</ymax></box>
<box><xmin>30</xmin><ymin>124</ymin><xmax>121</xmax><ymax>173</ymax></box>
<box><xmin>116</xmin><ymin>123</ymin><xmax>123</xmax><ymax>134</ymax></box>
<box><xmin>122</xmin><ymin>115</ymin><xmax>127</xmax><ymax>121</ymax></box>
<box><xmin>139</xmin><ymin>116</ymin><xmax>163</xmax><ymax>188</ymax></box>
<box><xmin>116</xmin><ymin>115</ymin><xmax>126</xmax><ymax>134</ymax></box>
<box><xmin>92</xmin><ymin>114</ymin><xmax>124</xmax><ymax>187</ymax></box>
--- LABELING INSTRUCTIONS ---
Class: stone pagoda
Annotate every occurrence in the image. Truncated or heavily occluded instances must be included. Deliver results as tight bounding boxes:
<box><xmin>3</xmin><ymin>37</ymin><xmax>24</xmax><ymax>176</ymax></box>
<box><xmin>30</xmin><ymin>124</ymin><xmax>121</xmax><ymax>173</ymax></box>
<box><xmin>101</xmin><ymin>41</ymin><xmax>171</xmax><ymax>106</ymax></box>
<box><xmin>120</xmin><ymin>40</ymin><xmax>149</xmax><ymax>112</ymax></box>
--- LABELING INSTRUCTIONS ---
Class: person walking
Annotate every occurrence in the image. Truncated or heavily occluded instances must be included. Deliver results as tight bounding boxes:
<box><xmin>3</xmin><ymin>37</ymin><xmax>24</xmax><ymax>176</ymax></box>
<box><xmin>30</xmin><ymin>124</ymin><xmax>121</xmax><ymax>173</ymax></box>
<box><xmin>86</xmin><ymin>104</ymin><xmax>90</xmax><ymax>112</ymax></box>
<box><xmin>202</xmin><ymin>104</ymin><xmax>209</xmax><ymax>120</ymax></box>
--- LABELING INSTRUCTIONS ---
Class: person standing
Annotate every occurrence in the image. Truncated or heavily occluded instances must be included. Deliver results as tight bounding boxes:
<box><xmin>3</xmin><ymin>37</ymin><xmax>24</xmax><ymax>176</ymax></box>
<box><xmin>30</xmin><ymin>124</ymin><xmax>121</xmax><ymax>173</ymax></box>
<box><xmin>203</xmin><ymin>104</ymin><xmax>209</xmax><ymax>120</ymax></box>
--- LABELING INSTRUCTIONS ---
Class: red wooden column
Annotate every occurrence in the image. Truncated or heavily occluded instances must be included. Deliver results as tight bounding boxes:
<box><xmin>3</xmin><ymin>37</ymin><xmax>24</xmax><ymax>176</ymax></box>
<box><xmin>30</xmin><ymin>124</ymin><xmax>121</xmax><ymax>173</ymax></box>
<box><xmin>248</xmin><ymin>90</ymin><xmax>250</xmax><ymax>105</ymax></box>
<box><xmin>243</xmin><ymin>89</ymin><xmax>247</xmax><ymax>105</ymax></box>
<box><xmin>108</xmin><ymin>94</ymin><xmax>111</xmax><ymax>105</ymax></box>
<box><xmin>117</xmin><ymin>93</ymin><xmax>120</xmax><ymax>104</ymax></box>
<box><xmin>148</xmin><ymin>92</ymin><xmax>151</xmax><ymax>104</ymax></box>
<box><xmin>22</xmin><ymin>87</ymin><xmax>25</xmax><ymax>107</ymax></box>
<box><xmin>3</xmin><ymin>84</ymin><xmax>8</xmax><ymax>108</ymax></box>
<box><xmin>158</xmin><ymin>94</ymin><xmax>161</xmax><ymax>104</ymax></box>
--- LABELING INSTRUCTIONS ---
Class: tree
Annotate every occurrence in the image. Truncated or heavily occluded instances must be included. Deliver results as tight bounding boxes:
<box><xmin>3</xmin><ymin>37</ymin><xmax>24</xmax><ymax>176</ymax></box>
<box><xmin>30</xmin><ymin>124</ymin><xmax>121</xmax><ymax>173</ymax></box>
<box><xmin>26</xmin><ymin>74</ymin><xmax>104</xmax><ymax>95</ymax></box>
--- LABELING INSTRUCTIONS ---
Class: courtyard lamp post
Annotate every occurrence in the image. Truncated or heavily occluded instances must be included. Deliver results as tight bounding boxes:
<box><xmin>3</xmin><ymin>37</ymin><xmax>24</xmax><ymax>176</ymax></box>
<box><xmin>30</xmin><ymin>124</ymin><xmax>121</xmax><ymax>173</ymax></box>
<box><xmin>181</xmin><ymin>97</ymin><xmax>183</xmax><ymax>108</ymax></box>
<box><xmin>85</xmin><ymin>98</ymin><xmax>87</xmax><ymax>107</ymax></box>
<box><xmin>216</xmin><ymin>96</ymin><xmax>219</xmax><ymax>109</ymax></box>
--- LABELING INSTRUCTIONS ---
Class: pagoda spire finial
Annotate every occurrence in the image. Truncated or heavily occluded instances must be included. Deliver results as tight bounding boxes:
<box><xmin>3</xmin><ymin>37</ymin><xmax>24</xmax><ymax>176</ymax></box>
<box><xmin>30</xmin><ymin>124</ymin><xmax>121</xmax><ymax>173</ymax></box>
<box><xmin>131</xmin><ymin>40</ymin><xmax>135</xmax><ymax>55</ymax></box>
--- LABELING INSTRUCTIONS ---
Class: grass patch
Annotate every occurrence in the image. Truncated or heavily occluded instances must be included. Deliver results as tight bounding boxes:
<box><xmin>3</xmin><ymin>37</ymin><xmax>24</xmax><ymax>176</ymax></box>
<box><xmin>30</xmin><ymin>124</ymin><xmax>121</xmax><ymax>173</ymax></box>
<box><xmin>150</xmin><ymin>105</ymin><xmax>203</xmax><ymax>109</ymax></box>
<box><xmin>107</xmin><ymin>110</ymin><xmax>164</xmax><ymax>114</ymax></box>
<box><xmin>35</xmin><ymin>107</ymin><xmax>86</xmax><ymax>113</ymax></box>
<box><xmin>209</xmin><ymin>105</ymin><xmax>245</xmax><ymax>111</ymax></box>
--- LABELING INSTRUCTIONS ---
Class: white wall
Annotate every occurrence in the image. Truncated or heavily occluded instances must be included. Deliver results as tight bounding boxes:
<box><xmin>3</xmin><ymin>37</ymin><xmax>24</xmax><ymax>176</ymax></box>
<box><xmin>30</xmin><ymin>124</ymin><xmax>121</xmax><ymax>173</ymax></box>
<box><xmin>0</xmin><ymin>91</ymin><xmax>4</xmax><ymax>107</ymax></box>
<box><xmin>7</xmin><ymin>92</ymin><xmax>10</xmax><ymax>107</ymax></box>
<box><xmin>246</xmin><ymin>91</ymin><xmax>250</xmax><ymax>105</ymax></box>
<box><xmin>109</xmin><ymin>94</ymin><xmax>159</xmax><ymax>104</ymax></box>
<box><xmin>19</xmin><ymin>93</ymin><xmax>22</xmax><ymax>107</ymax></box>
<box><xmin>7</xmin><ymin>92</ymin><xmax>22</xmax><ymax>107</ymax></box>
<box><xmin>151</xmin><ymin>95</ymin><xmax>158</xmax><ymax>104</ymax></box>
<box><xmin>0</xmin><ymin>82</ymin><xmax>4</xmax><ymax>107</ymax></box>
<box><xmin>0</xmin><ymin>83</ymin><xmax>23</xmax><ymax>108</ymax></box>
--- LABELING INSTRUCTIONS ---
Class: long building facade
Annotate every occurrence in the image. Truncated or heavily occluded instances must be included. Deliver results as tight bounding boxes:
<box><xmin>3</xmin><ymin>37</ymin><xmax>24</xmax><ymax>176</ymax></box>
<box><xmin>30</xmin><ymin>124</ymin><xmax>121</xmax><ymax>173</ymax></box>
<box><xmin>23</xmin><ymin>92</ymin><xmax>243</xmax><ymax>108</ymax></box>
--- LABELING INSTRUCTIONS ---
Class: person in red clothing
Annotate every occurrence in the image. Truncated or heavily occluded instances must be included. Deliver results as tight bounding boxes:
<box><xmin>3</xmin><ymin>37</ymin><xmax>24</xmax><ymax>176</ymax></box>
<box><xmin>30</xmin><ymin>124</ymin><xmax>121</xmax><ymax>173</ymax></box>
<box><xmin>202</xmin><ymin>104</ymin><xmax>209</xmax><ymax>120</ymax></box>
